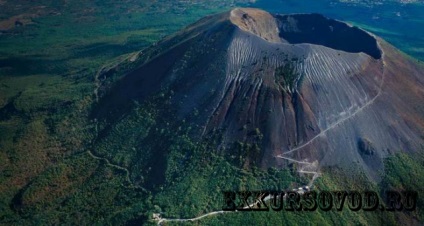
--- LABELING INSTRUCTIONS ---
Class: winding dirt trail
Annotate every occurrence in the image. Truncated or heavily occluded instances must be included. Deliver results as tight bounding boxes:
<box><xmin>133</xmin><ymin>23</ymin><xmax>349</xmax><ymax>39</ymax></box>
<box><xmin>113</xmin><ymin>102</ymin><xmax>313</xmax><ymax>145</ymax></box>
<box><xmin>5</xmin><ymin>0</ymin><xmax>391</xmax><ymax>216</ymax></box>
<box><xmin>275</xmin><ymin>155</ymin><xmax>312</xmax><ymax>164</ymax></box>
<box><xmin>88</xmin><ymin>51</ymin><xmax>148</xmax><ymax>192</ymax></box>
<box><xmin>282</xmin><ymin>59</ymin><xmax>386</xmax><ymax>156</ymax></box>
<box><xmin>157</xmin><ymin>211</ymin><xmax>226</xmax><ymax>225</ymax></box>
<box><xmin>155</xmin><ymin>155</ymin><xmax>320</xmax><ymax>225</ymax></box>
<box><xmin>87</xmin><ymin>150</ymin><xmax>147</xmax><ymax>192</ymax></box>
<box><xmin>155</xmin><ymin>169</ymin><xmax>319</xmax><ymax>225</ymax></box>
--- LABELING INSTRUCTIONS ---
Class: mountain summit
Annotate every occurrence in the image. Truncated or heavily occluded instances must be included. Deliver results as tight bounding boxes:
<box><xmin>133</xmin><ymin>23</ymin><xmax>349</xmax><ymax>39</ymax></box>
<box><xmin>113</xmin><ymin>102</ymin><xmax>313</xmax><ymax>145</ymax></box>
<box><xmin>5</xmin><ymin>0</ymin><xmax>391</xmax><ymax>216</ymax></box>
<box><xmin>94</xmin><ymin>8</ymin><xmax>424</xmax><ymax>182</ymax></box>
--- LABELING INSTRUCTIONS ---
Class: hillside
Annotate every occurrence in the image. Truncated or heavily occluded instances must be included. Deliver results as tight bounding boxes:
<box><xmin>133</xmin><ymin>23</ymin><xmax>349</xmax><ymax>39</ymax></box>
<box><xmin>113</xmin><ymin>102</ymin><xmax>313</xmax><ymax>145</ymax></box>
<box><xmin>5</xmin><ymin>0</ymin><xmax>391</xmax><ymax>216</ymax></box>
<box><xmin>1</xmin><ymin>6</ymin><xmax>423</xmax><ymax>225</ymax></box>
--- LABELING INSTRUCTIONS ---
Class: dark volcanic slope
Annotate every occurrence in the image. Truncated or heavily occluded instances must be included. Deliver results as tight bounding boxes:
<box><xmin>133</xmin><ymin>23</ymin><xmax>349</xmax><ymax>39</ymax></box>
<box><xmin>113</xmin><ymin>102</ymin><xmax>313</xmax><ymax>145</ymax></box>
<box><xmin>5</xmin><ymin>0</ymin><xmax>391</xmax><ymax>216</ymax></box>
<box><xmin>94</xmin><ymin>8</ymin><xmax>424</xmax><ymax>181</ymax></box>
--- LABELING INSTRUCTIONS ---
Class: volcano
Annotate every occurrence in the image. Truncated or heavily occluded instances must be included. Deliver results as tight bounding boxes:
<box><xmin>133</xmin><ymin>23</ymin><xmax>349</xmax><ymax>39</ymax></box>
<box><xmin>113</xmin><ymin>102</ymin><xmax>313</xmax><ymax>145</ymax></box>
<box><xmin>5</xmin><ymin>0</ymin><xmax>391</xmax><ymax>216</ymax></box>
<box><xmin>93</xmin><ymin>8</ymin><xmax>424</xmax><ymax>182</ymax></box>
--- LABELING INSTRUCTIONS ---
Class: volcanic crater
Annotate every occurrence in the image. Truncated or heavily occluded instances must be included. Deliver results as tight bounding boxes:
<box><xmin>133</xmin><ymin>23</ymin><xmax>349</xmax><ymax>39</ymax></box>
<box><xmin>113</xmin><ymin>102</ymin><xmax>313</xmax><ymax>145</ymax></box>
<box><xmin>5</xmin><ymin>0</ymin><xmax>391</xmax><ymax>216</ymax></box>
<box><xmin>93</xmin><ymin>8</ymin><xmax>424</xmax><ymax>183</ymax></box>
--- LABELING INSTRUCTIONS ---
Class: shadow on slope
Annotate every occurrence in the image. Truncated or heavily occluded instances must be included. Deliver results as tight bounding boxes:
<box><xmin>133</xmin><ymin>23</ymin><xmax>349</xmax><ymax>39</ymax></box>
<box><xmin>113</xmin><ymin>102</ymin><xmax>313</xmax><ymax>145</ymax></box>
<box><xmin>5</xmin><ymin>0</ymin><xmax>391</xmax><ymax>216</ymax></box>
<box><xmin>277</xmin><ymin>14</ymin><xmax>382</xmax><ymax>59</ymax></box>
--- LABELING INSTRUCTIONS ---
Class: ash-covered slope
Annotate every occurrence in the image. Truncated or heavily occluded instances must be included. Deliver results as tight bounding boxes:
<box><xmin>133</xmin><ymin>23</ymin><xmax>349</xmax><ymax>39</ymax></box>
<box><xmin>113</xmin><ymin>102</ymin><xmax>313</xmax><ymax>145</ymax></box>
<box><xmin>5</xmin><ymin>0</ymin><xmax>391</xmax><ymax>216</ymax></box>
<box><xmin>94</xmin><ymin>8</ymin><xmax>424</xmax><ymax>182</ymax></box>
